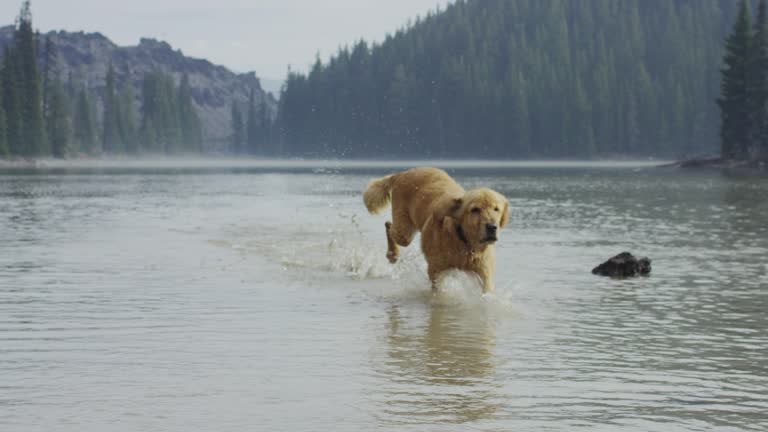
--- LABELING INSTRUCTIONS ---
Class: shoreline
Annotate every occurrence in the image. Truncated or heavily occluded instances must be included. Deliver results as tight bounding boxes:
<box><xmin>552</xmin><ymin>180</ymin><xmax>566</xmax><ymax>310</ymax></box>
<box><xmin>659</xmin><ymin>157</ymin><xmax>768</xmax><ymax>172</ymax></box>
<box><xmin>0</xmin><ymin>158</ymin><xmax>49</xmax><ymax>168</ymax></box>
<box><xmin>0</xmin><ymin>156</ymin><xmax>668</xmax><ymax>171</ymax></box>
<box><xmin>5</xmin><ymin>155</ymin><xmax>767</xmax><ymax>173</ymax></box>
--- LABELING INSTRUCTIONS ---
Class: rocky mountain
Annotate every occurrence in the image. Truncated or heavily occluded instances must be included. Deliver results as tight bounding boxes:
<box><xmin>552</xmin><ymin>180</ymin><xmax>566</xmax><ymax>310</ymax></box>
<box><xmin>0</xmin><ymin>25</ymin><xmax>276</xmax><ymax>145</ymax></box>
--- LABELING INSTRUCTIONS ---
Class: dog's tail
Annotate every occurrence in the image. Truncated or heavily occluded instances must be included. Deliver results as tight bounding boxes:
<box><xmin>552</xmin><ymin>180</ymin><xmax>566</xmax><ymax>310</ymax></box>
<box><xmin>363</xmin><ymin>174</ymin><xmax>396</xmax><ymax>214</ymax></box>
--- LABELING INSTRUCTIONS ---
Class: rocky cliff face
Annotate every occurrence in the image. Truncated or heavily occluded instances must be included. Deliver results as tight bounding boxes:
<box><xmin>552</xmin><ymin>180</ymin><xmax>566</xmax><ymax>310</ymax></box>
<box><xmin>0</xmin><ymin>26</ymin><xmax>276</xmax><ymax>145</ymax></box>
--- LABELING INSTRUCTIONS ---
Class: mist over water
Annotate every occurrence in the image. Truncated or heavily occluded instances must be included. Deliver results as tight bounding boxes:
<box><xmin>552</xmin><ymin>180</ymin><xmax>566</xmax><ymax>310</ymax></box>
<box><xmin>1</xmin><ymin>161</ymin><xmax>767</xmax><ymax>431</ymax></box>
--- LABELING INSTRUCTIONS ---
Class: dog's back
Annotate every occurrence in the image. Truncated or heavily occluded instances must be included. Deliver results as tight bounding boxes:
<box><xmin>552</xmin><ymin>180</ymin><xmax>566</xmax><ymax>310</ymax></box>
<box><xmin>364</xmin><ymin>167</ymin><xmax>463</xmax><ymax>230</ymax></box>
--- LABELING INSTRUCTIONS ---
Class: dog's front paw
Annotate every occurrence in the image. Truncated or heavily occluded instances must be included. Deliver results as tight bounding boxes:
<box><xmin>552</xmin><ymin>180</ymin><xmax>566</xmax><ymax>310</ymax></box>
<box><xmin>386</xmin><ymin>251</ymin><xmax>399</xmax><ymax>264</ymax></box>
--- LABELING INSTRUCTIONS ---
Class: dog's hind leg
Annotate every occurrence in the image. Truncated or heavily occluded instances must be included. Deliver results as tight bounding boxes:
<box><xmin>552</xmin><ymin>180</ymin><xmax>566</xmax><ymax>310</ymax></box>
<box><xmin>385</xmin><ymin>222</ymin><xmax>399</xmax><ymax>263</ymax></box>
<box><xmin>385</xmin><ymin>211</ymin><xmax>416</xmax><ymax>264</ymax></box>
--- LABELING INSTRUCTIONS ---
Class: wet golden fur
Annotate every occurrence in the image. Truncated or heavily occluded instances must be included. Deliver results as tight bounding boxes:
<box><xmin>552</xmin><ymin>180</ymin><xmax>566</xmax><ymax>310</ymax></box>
<box><xmin>364</xmin><ymin>167</ymin><xmax>509</xmax><ymax>293</ymax></box>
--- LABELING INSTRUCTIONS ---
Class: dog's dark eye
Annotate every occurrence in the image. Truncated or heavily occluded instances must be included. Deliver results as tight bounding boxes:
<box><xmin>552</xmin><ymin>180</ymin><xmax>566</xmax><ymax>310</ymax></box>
<box><xmin>494</xmin><ymin>207</ymin><xmax>500</xmax><ymax>212</ymax></box>
<box><xmin>471</xmin><ymin>207</ymin><xmax>481</xmax><ymax>214</ymax></box>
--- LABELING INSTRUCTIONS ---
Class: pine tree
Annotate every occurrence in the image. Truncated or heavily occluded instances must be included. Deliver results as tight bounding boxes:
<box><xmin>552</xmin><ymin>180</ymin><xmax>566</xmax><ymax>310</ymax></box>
<box><xmin>718</xmin><ymin>0</ymin><xmax>754</xmax><ymax>160</ymax></box>
<box><xmin>119</xmin><ymin>84</ymin><xmax>138</xmax><ymax>154</ymax></box>
<box><xmin>43</xmin><ymin>36</ymin><xmax>61</xmax><ymax>154</ymax></box>
<box><xmin>572</xmin><ymin>77</ymin><xmax>594</xmax><ymax>156</ymax></box>
<box><xmin>42</xmin><ymin>35</ymin><xmax>55</xmax><ymax>120</ymax></box>
<box><xmin>177</xmin><ymin>73</ymin><xmax>203</xmax><ymax>152</ymax></box>
<box><xmin>15</xmin><ymin>0</ymin><xmax>47</xmax><ymax>156</ymax></box>
<box><xmin>512</xmin><ymin>85</ymin><xmax>531</xmax><ymax>155</ymax></box>
<box><xmin>231</xmin><ymin>101</ymin><xmax>244</xmax><ymax>154</ymax></box>
<box><xmin>140</xmin><ymin>117</ymin><xmax>158</xmax><ymax>152</ymax></box>
<box><xmin>140</xmin><ymin>71</ymin><xmax>183</xmax><ymax>153</ymax></box>
<box><xmin>47</xmin><ymin>77</ymin><xmax>71</xmax><ymax>158</ymax></box>
<box><xmin>159</xmin><ymin>74</ymin><xmax>182</xmax><ymax>154</ymax></box>
<box><xmin>2</xmin><ymin>48</ymin><xmax>24</xmax><ymax>155</ymax></box>
<box><xmin>140</xmin><ymin>72</ymin><xmax>160</xmax><ymax>152</ymax></box>
<box><xmin>0</xmin><ymin>104</ymin><xmax>7</xmax><ymax>157</ymax></box>
<box><xmin>246</xmin><ymin>88</ymin><xmax>259</xmax><ymax>154</ymax></box>
<box><xmin>753</xmin><ymin>0</ymin><xmax>768</xmax><ymax>157</ymax></box>
<box><xmin>73</xmin><ymin>86</ymin><xmax>97</xmax><ymax>154</ymax></box>
<box><xmin>102</xmin><ymin>63</ymin><xmax>122</xmax><ymax>153</ymax></box>
<box><xmin>0</xmin><ymin>72</ymin><xmax>6</xmax><ymax>157</ymax></box>
<box><xmin>259</xmin><ymin>97</ymin><xmax>271</xmax><ymax>155</ymax></box>
<box><xmin>387</xmin><ymin>64</ymin><xmax>413</xmax><ymax>153</ymax></box>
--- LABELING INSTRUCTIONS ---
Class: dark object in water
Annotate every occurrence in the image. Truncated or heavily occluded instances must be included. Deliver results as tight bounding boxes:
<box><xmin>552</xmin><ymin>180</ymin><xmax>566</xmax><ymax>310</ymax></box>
<box><xmin>592</xmin><ymin>252</ymin><xmax>651</xmax><ymax>277</ymax></box>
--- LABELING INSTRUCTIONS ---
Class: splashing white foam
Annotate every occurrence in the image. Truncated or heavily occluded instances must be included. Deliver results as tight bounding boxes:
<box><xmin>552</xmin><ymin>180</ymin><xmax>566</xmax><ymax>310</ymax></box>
<box><xmin>430</xmin><ymin>269</ymin><xmax>521</xmax><ymax>317</ymax></box>
<box><xmin>212</xmin><ymin>214</ymin><xmax>522</xmax><ymax>317</ymax></box>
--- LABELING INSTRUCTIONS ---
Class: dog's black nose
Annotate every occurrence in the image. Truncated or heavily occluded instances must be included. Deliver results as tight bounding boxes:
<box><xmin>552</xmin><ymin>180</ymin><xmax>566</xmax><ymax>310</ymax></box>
<box><xmin>486</xmin><ymin>224</ymin><xmax>498</xmax><ymax>234</ymax></box>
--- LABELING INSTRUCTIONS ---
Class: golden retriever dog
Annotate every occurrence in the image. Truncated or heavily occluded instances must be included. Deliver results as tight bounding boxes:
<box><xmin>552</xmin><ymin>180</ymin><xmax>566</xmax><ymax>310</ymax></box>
<box><xmin>363</xmin><ymin>167</ymin><xmax>509</xmax><ymax>293</ymax></box>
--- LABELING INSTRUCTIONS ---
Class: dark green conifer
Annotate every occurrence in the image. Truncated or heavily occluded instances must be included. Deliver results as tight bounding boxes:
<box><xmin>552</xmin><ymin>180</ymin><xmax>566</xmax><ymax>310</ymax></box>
<box><xmin>73</xmin><ymin>86</ymin><xmax>98</xmax><ymax>154</ymax></box>
<box><xmin>119</xmin><ymin>84</ymin><xmax>138</xmax><ymax>154</ymax></box>
<box><xmin>141</xmin><ymin>116</ymin><xmax>158</xmax><ymax>152</ymax></box>
<box><xmin>140</xmin><ymin>72</ymin><xmax>159</xmax><ymax>152</ymax></box>
<box><xmin>102</xmin><ymin>63</ymin><xmax>122</xmax><ymax>153</ymax></box>
<box><xmin>246</xmin><ymin>88</ymin><xmax>259</xmax><ymax>154</ymax></box>
<box><xmin>160</xmin><ymin>74</ymin><xmax>182</xmax><ymax>153</ymax></box>
<box><xmin>1</xmin><ymin>51</ymin><xmax>23</xmax><ymax>155</ymax></box>
<box><xmin>178</xmin><ymin>73</ymin><xmax>203</xmax><ymax>152</ymax></box>
<box><xmin>259</xmin><ymin>97</ymin><xmax>271</xmax><ymax>155</ymax></box>
<box><xmin>14</xmin><ymin>0</ymin><xmax>47</xmax><ymax>156</ymax></box>
<box><xmin>47</xmin><ymin>77</ymin><xmax>71</xmax><ymax>158</ymax></box>
<box><xmin>0</xmin><ymin>104</ymin><xmax>7</xmax><ymax>157</ymax></box>
<box><xmin>42</xmin><ymin>35</ymin><xmax>55</xmax><ymax>120</ymax></box>
<box><xmin>141</xmin><ymin>71</ymin><xmax>182</xmax><ymax>153</ymax></box>
<box><xmin>753</xmin><ymin>0</ymin><xmax>768</xmax><ymax>156</ymax></box>
<box><xmin>718</xmin><ymin>0</ymin><xmax>754</xmax><ymax>160</ymax></box>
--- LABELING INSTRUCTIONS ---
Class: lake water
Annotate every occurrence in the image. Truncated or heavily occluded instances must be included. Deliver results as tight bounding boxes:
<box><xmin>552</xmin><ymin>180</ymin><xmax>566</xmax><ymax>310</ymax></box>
<box><xmin>1</xmin><ymin>161</ymin><xmax>767</xmax><ymax>431</ymax></box>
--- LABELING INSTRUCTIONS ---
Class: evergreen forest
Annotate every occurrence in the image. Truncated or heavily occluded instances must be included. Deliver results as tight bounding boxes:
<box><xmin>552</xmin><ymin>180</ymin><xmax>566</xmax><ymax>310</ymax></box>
<box><xmin>0</xmin><ymin>1</ymin><xmax>206</xmax><ymax>158</ymax></box>
<box><xmin>718</xmin><ymin>0</ymin><xmax>768</xmax><ymax>161</ymax></box>
<box><xmin>4</xmin><ymin>0</ymin><xmax>768</xmax><ymax>162</ymax></box>
<box><xmin>277</xmin><ymin>0</ymin><xmax>743</xmax><ymax>159</ymax></box>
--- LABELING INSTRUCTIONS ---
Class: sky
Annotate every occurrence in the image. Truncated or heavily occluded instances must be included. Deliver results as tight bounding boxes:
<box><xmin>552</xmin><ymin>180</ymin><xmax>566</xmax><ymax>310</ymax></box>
<box><xmin>1</xmin><ymin>0</ymin><xmax>448</xmax><ymax>81</ymax></box>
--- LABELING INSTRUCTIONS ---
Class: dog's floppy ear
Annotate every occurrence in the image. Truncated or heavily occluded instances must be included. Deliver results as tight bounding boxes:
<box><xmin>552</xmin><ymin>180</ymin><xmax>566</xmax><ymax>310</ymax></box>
<box><xmin>451</xmin><ymin>197</ymin><xmax>463</xmax><ymax>213</ymax></box>
<box><xmin>500</xmin><ymin>201</ymin><xmax>510</xmax><ymax>228</ymax></box>
<box><xmin>434</xmin><ymin>196</ymin><xmax>463</xmax><ymax>231</ymax></box>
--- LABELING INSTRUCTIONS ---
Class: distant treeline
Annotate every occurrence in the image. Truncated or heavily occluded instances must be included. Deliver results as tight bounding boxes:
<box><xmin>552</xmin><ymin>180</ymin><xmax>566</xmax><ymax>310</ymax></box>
<box><xmin>719</xmin><ymin>0</ymin><xmax>768</xmax><ymax>161</ymax></box>
<box><xmin>0</xmin><ymin>1</ymin><xmax>206</xmax><ymax>158</ymax></box>
<box><xmin>277</xmin><ymin>0</ymin><xmax>740</xmax><ymax>159</ymax></box>
<box><xmin>230</xmin><ymin>88</ymin><xmax>274</xmax><ymax>155</ymax></box>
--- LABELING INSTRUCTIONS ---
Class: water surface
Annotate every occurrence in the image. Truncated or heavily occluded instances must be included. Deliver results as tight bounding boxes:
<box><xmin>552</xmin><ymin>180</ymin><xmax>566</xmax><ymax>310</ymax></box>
<box><xmin>1</xmin><ymin>161</ymin><xmax>767</xmax><ymax>431</ymax></box>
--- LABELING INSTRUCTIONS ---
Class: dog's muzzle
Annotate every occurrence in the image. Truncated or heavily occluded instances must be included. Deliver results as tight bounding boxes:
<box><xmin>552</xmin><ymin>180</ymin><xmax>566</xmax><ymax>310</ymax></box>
<box><xmin>484</xmin><ymin>224</ymin><xmax>498</xmax><ymax>242</ymax></box>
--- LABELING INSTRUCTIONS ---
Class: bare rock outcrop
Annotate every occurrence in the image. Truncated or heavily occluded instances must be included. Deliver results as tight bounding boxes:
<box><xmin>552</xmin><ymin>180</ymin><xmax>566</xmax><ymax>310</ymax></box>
<box><xmin>0</xmin><ymin>25</ymin><xmax>277</xmax><ymax>148</ymax></box>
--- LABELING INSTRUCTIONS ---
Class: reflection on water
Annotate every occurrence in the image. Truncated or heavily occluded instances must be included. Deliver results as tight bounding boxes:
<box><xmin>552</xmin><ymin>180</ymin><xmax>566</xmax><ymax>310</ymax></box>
<box><xmin>1</xmin><ymin>163</ymin><xmax>767</xmax><ymax>432</ymax></box>
<box><xmin>378</xmin><ymin>301</ymin><xmax>498</xmax><ymax>425</ymax></box>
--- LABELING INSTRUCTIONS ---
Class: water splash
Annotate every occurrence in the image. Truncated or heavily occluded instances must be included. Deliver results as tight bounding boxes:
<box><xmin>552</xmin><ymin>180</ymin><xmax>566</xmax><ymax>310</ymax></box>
<box><xmin>213</xmin><ymin>213</ymin><xmax>522</xmax><ymax>316</ymax></box>
<box><xmin>432</xmin><ymin>269</ymin><xmax>523</xmax><ymax>318</ymax></box>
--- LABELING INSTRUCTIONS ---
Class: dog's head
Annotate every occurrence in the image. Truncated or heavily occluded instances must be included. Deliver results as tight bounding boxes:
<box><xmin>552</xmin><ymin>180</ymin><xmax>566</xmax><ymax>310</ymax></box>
<box><xmin>438</xmin><ymin>188</ymin><xmax>510</xmax><ymax>248</ymax></box>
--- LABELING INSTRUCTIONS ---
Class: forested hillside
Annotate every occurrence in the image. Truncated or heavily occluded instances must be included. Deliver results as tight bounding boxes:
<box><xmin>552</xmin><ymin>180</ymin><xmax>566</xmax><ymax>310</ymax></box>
<box><xmin>0</xmin><ymin>1</ymin><xmax>275</xmax><ymax>158</ymax></box>
<box><xmin>718</xmin><ymin>0</ymin><xmax>768</xmax><ymax>162</ymax></box>
<box><xmin>278</xmin><ymin>0</ymin><xmax>740</xmax><ymax>158</ymax></box>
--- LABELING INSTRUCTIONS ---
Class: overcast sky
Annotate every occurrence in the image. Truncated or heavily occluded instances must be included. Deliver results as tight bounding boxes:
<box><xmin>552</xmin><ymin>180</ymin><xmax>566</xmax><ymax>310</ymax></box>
<box><xmin>1</xmin><ymin>0</ymin><xmax>447</xmax><ymax>80</ymax></box>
